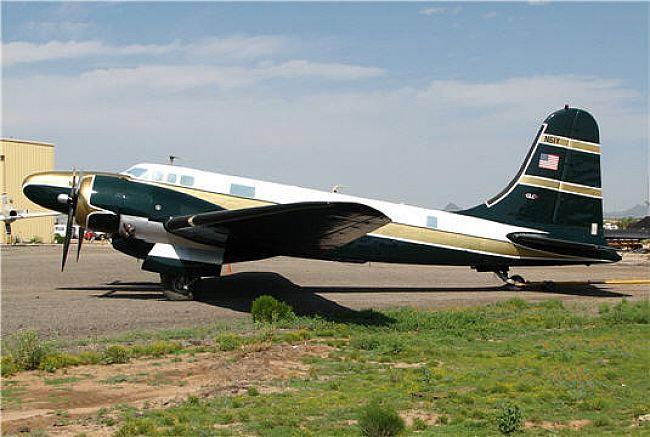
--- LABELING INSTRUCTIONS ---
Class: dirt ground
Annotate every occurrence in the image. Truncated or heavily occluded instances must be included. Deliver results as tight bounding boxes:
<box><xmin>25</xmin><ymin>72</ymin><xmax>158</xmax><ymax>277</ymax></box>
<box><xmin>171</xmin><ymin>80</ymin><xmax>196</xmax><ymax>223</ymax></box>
<box><xmin>1</xmin><ymin>245</ymin><xmax>649</xmax><ymax>340</ymax></box>
<box><xmin>1</xmin><ymin>341</ymin><xmax>331</xmax><ymax>435</ymax></box>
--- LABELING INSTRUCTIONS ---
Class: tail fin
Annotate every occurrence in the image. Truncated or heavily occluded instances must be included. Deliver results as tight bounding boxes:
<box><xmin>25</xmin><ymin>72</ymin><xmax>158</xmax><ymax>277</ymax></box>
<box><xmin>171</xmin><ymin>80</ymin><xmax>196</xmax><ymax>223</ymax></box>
<box><xmin>460</xmin><ymin>106</ymin><xmax>605</xmax><ymax>245</ymax></box>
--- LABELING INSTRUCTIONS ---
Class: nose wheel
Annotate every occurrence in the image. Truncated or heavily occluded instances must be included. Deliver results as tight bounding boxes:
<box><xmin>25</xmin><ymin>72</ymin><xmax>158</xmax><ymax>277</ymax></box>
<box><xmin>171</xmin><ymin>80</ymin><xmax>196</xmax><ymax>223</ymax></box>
<box><xmin>160</xmin><ymin>273</ymin><xmax>198</xmax><ymax>301</ymax></box>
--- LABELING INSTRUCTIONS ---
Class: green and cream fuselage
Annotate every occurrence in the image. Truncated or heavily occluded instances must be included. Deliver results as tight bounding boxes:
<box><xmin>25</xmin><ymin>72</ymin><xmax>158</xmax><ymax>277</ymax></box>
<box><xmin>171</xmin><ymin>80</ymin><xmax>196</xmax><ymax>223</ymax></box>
<box><xmin>22</xmin><ymin>164</ymin><xmax>611</xmax><ymax>269</ymax></box>
<box><xmin>22</xmin><ymin>107</ymin><xmax>621</xmax><ymax>288</ymax></box>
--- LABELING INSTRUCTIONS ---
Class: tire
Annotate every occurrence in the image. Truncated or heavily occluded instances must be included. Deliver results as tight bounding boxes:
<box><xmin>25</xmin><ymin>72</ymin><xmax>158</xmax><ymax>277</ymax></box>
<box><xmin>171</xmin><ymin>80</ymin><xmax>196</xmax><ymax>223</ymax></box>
<box><xmin>510</xmin><ymin>275</ymin><xmax>526</xmax><ymax>286</ymax></box>
<box><xmin>160</xmin><ymin>273</ymin><xmax>196</xmax><ymax>301</ymax></box>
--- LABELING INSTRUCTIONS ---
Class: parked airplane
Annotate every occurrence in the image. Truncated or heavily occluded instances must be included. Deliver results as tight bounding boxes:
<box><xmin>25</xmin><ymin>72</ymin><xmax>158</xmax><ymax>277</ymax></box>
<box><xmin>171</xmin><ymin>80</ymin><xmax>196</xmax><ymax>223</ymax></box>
<box><xmin>0</xmin><ymin>193</ymin><xmax>59</xmax><ymax>236</ymax></box>
<box><xmin>21</xmin><ymin>106</ymin><xmax>620</xmax><ymax>300</ymax></box>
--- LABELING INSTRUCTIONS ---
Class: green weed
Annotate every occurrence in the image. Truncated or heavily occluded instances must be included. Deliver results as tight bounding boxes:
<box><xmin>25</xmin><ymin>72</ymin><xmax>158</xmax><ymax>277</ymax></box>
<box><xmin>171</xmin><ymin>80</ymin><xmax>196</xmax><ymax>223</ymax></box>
<box><xmin>3</xmin><ymin>330</ymin><xmax>51</xmax><ymax>371</ymax></box>
<box><xmin>496</xmin><ymin>403</ymin><xmax>523</xmax><ymax>434</ymax></box>
<box><xmin>250</xmin><ymin>295</ymin><xmax>295</xmax><ymax>324</ymax></box>
<box><xmin>215</xmin><ymin>332</ymin><xmax>242</xmax><ymax>351</ymax></box>
<box><xmin>101</xmin><ymin>345</ymin><xmax>130</xmax><ymax>364</ymax></box>
<box><xmin>358</xmin><ymin>400</ymin><xmax>405</xmax><ymax>436</ymax></box>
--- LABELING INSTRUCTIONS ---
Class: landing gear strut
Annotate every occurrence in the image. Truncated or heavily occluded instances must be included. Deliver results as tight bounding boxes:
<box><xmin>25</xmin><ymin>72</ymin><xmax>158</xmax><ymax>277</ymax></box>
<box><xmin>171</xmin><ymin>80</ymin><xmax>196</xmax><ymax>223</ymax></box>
<box><xmin>494</xmin><ymin>269</ymin><xmax>527</xmax><ymax>290</ymax></box>
<box><xmin>160</xmin><ymin>273</ymin><xmax>198</xmax><ymax>301</ymax></box>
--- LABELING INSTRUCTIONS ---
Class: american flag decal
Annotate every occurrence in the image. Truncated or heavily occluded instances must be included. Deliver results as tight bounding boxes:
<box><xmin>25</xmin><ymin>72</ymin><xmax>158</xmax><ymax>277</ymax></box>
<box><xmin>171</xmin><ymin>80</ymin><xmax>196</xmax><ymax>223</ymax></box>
<box><xmin>538</xmin><ymin>153</ymin><xmax>560</xmax><ymax>171</ymax></box>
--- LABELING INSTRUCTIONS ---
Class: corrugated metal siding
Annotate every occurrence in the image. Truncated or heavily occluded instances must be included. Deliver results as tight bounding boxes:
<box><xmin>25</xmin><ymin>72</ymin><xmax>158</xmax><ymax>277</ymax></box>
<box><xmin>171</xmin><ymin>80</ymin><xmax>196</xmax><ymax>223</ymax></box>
<box><xmin>1</xmin><ymin>139</ymin><xmax>55</xmax><ymax>243</ymax></box>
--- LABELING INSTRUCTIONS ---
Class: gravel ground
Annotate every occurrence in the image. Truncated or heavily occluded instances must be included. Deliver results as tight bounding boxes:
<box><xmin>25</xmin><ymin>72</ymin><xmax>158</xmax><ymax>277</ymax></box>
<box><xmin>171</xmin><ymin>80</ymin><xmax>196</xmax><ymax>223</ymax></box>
<box><xmin>2</xmin><ymin>244</ymin><xmax>648</xmax><ymax>339</ymax></box>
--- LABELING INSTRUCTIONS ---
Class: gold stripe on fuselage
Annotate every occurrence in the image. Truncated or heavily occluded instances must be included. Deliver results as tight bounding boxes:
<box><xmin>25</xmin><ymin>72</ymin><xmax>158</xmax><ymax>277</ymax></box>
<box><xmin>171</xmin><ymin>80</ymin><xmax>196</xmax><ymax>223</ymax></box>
<box><xmin>145</xmin><ymin>180</ymin><xmax>273</xmax><ymax>209</ymax></box>
<box><xmin>372</xmin><ymin>223</ymin><xmax>571</xmax><ymax>259</ymax></box>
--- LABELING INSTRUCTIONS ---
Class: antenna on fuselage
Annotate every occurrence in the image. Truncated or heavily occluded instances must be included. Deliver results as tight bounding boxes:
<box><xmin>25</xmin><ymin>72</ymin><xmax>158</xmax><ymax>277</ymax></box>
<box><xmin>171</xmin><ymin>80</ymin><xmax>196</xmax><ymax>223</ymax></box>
<box><xmin>168</xmin><ymin>155</ymin><xmax>180</xmax><ymax>166</ymax></box>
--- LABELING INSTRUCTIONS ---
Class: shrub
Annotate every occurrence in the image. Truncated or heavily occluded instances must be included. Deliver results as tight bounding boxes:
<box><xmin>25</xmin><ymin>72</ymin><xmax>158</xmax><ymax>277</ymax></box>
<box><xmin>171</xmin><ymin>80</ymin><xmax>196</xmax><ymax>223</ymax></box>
<box><xmin>3</xmin><ymin>330</ymin><xmax>50</xmax><ymax>371</ymax></box>
<box><xmin>215</xmin><ymin>333</ymin><xmax>242</xmax><ymax>351</ymax></box>
<box><xmin>40</xmin><ymin>353</ymin><xmax>80</xmax><ymax>373</ymax></box>
<box><xmin>247</xmin><ymin>386</ymin><xmax>260</xmax><ymax>397</ymax></box>
<box><xmin>1</xmin><ymin>356</ymin><xmax>18</xmax><ymax>376</ymax></box>
<box><xmin>28</xmin><ymin>235</ymin><xmax>43</xmax><ymax>244</ymax></box>
<box><xmin>412</xmin><ymin>417</ymin><xmax>427</xmax><ymax>431</ymax></box>
<box><xmin>132</xmin><ymin>340</ymin><xmax>182</xmax><ymax>357</ymax></box>
<box><xmin>359</xmin><ymin>401</ymin><xmax>405</xmax><ymax>437</ymax></box>
<box><xmin>251</xmin><ymin>295</ymin><xmax>295</xmax><ymax>324</ymax></box>
<box><xmin>102</xmin><ymin>345</ymin><xmax>130</xmax><ymax>364</ymax></box>
<box><xmin>496</xmin><ymin>403</ymin><xmax>523</xmax><ymax>434</ymax></box>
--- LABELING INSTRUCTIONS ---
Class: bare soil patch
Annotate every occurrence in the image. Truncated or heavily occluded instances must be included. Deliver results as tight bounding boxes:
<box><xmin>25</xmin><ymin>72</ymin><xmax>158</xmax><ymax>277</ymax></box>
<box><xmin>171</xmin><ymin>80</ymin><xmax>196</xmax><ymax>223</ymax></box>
<box><xmin>1</xmin><ymin>343</ymin><xmax>332</xmax><ymax>435</ymax></box>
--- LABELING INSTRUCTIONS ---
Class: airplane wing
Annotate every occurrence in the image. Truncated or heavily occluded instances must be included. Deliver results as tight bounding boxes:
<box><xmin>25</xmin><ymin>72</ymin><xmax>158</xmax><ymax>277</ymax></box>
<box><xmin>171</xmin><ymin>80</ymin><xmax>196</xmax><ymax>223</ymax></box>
<box><xmin>0</xmin><ymin>211</ymin><xmax>60</xmax><ymax>222</ymax></box>
<box><xmin>165</xmin><ymin>201</ymin><xmax>390</xmax><ymax>257</ymax></box>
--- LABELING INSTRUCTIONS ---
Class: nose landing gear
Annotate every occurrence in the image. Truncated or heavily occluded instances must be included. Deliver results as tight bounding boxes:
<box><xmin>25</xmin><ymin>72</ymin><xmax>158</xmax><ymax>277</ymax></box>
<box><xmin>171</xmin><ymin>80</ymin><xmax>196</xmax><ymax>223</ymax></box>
<box><xmin>160</xmin><ymin>273</ymin><xmax>198</xmax><ymax>301</ymax></box>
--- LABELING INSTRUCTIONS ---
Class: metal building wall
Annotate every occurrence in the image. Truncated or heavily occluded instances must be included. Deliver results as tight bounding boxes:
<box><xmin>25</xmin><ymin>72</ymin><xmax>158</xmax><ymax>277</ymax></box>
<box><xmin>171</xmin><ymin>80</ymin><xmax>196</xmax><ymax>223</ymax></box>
<box><xmin>0</xmin><ymin>139</ymin><xmax>55</xmax><ymax>244</ymax></box>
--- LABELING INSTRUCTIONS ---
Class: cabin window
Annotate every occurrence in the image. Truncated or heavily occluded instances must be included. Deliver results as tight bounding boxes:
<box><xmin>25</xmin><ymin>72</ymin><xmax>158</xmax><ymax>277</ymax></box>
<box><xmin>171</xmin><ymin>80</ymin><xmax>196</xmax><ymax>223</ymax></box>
<box><xmin>126</xmin><ymin>167</ymin><xmax>147</xmax><ymax>178</ymax></box>
<box><xmin>152</xmin><ymin>170</ymin><xmax>164</xmax><ymax>182</ymax></box>
<box><xmin>180</xmin><ymin>175</ymin><xmax>195</xmax><ymax>187</ymax></box>
<box><xmin>230</xmin><ymin>183</ymin><xmax>256</xmax><ymax>198</ymax></box>
<box><xmin>167</xmin><ymin>173</ymin><xmax>177</xmax><ymax>184</ymax></box>
<box><xmin>426</xmin><ymin>216</ymin><xmax>438</xmax><ymax>229</ymax></box>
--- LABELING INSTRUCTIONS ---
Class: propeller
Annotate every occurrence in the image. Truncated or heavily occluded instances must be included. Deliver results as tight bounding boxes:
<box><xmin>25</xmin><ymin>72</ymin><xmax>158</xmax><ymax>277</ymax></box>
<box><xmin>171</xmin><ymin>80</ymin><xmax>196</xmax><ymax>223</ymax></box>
<box><xmin>76</xmin><ymin>226</ymin><xmax>85</xmax><ymax>262</ymax></box>
<box><xmin>61</xmin><ymin>169</ymin><xmax>83</xmax><ymax>271</ymax></box>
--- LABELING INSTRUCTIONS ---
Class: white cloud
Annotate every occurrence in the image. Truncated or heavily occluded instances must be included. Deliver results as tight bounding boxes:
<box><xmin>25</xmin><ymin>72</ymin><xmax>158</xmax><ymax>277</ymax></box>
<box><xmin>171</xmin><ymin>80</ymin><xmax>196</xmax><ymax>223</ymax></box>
<box><xmin>187</xmin><ymin>36</ymin><xmax>292</xmax><ymax>60</ymax></box>
<box><xmin>2</xmin><ymin>36</ymin><xmax>291</xmax><ymax>67</ymax></box>
<box><xmin>3</xmin><ymin>72</ymin><xmax>645</xmax><ymax>210</ymax></box>
<box><xmin>483</xmin><ymin>11</ymin><xmax>498</xmax><ymax>20</ymax></box>
<box><xmin>419</xmin><ymin>6</ymin><xmax>461</xmax><ymax>16</ymax></box>
<box><xmin>18</xmin><ymin>61</ymin><xmax>384</xmax><ymax>95</ymax></box>
<box><xmin>258</xmin><ymin>60</ymin><xmax>384</xmax><ymax>80</ymax></box>
<box><xmin>24</xmin><ymin>21</ymin><xmax>92</xmax><ymax>39</ymax></box>
<box><xmin>2</xmin><ymin>40</ymin><xmax>175</xmax><ymax>66</ymax></box>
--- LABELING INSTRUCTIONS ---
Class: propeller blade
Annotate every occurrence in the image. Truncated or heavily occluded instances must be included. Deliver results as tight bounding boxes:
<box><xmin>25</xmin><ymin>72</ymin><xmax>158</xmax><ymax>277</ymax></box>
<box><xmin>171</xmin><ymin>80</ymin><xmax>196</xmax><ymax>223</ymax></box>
<box><xmin>61</xmin><ymin>206</ymin><xmax>74</xmax><ymax>271</ymax></box>
<box><xmin>61</xmin><ymin>169</ymin><xmax>79</xmax><ymax>272</ymax></box>
<box><xmin>76</xmin><ymin>227</ymin><xmax>85</xmax><ymax>262</ymax></box>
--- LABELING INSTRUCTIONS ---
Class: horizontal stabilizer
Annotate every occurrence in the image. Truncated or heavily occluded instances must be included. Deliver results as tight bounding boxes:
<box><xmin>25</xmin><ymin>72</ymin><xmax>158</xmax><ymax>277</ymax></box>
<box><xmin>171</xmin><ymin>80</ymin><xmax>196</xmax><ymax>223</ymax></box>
<box><xmin>507</xmin><ymin>232</ymin><xmax>621</xmax><ymax>262</ymax></box>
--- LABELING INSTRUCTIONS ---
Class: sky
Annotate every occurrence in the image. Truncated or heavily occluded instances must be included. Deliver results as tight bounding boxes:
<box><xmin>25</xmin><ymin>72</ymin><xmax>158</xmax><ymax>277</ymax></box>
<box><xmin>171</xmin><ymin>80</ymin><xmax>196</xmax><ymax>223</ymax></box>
<box><xmin>2</xmin><ymin>2</ymin><xmax>648</xmax><ymax>212</ymax></box>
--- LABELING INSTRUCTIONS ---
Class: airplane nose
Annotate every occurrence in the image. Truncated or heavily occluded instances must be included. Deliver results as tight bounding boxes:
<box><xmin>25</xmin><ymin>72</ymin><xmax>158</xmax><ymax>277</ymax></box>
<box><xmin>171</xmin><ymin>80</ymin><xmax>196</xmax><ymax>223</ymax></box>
<box><xmin>22</xmin><ymin>172</ymin><xmax>74</xmax><ymax>214</ymax></box>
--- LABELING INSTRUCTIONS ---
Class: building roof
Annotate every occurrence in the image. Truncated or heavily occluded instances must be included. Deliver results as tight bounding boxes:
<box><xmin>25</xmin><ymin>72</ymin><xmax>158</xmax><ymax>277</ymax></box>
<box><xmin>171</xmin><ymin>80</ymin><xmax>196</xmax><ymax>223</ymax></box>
<box><xmin>1</xmin><ymin>138</ymin><xmax>55</xmax><ymax>147</ymax></box>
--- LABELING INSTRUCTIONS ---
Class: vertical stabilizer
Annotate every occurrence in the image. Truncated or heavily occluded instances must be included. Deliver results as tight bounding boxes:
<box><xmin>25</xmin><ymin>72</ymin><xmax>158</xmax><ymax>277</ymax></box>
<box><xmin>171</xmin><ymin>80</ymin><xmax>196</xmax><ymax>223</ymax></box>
<box><xmin>460</xmin><ymin>106</ymin><xmax>605</xmax><ymax>245</ymax></box>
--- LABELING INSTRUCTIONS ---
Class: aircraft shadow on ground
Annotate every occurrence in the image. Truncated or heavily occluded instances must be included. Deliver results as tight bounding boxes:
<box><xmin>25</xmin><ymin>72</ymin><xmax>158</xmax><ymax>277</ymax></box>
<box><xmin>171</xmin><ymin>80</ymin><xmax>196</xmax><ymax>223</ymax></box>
<box><xmin>58</xmin><ymin>271</ymin><xmax>630</xmax><ymax>325</ymax></box>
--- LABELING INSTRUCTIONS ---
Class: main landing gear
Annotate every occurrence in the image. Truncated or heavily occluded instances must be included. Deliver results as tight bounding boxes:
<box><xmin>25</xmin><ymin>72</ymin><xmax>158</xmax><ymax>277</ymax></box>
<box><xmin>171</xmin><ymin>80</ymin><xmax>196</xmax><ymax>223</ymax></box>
<box><xmin>160</xmin><ymin>273</ymin><xmax>199</xmax><ymax>301</ymax></box>
<box><xmin>472</xmin><ymin>266</ymin><xmax>528</xmax><ymax>290</ymax></box>
<box><xmin>494</xmin><ymin>269</ymin><xmax>527</xmax><ymax>290</ymax></box>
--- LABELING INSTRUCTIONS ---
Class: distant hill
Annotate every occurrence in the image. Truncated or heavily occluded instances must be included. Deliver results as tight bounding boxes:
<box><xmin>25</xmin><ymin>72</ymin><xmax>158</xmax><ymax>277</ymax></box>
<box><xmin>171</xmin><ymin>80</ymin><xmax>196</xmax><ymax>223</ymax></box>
<box><xmin>443</xmin><ymin>202</ymin><xmax>461</xmax><ymax>212</ymax></box>
<box><xmin>604</xmin><ymin>203</ymin><xmax>648</xmax><ymax>218</ymax></box>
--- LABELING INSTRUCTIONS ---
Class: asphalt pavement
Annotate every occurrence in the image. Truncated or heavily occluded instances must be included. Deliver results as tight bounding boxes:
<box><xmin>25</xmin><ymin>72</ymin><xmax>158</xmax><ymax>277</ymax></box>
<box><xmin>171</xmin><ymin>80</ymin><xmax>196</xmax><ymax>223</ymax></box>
<box><xmin>2</xmin><ymin>245</ymin><xmax>648</xmax><ymax>339</ymax></box>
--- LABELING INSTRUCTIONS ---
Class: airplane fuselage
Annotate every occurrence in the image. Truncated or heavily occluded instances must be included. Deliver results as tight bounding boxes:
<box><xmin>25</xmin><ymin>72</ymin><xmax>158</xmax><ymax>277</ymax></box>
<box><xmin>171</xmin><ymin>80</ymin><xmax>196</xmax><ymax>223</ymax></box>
<box><xmin>23</xmin><ymin>162</ymin><xmax>614</xmax><ymax>269</ymax></box>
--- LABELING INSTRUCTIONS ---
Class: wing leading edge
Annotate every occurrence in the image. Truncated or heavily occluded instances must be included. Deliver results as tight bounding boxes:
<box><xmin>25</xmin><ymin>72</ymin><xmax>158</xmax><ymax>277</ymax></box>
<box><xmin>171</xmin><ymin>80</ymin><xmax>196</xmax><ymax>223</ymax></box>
<box><xmin>165</xmin><ymin>201</ymin><xmax>391</xmax><ymax>257</ymax></box>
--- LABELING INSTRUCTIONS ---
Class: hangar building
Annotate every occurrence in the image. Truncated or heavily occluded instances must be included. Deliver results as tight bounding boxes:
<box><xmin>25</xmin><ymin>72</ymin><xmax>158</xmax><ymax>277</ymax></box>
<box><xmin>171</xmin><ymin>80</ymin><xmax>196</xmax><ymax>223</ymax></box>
<box><xmin>0</xmin><ymin>138</ymin><xmax>55</xmax><ymax>244</ymax></box>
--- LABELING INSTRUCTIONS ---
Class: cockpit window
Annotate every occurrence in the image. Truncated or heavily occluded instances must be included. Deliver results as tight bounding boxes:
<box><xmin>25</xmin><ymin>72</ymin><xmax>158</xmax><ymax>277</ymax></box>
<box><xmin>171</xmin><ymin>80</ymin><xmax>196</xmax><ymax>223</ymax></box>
<box><xmin>125</xmin><ymin>167</ymin><xmax>148</xmax><ymax>178</ymax></box>
<box><xmin>180</xmin><ymin>175</ymin><xmax>195</xmax><ymax>187</ymax></box>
